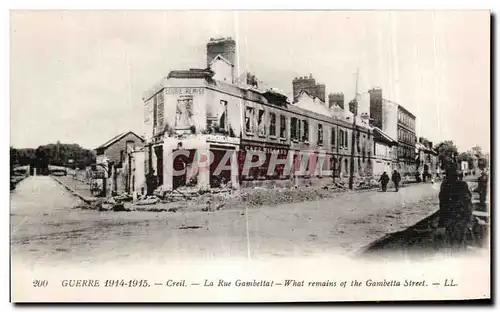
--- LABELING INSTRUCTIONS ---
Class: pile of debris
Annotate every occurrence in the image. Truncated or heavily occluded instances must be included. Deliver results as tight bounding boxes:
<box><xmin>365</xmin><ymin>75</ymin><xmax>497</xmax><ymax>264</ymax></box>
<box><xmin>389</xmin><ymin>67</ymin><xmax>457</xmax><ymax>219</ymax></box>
<box><xmin>93</xmin><ymin>193</ymin><xmax>135</xmax><ymax>211</ymax></box>
<box><xmin>324</xmin><ymin>181</ymin><xmax>347</xmax><ymax>190</ymax></box>
<box><xmin>82</xmin><ymin>179</ymin><xmax>382</xmax><ymax>213</ymax></box>
<box><xmin>86</xmin><ymin>185</ymin><xmax>234</xmax><ymax>213</ymax></box>
<box><xmin>356</xmin><ymin>179</ymin><xmax>380</xmax><ymax>190</ymax></box>
<box><xmin>88</xmin><ymin>193</ymin><xmax>165</xmax><ymax>212</ymax></box>
<box><xmin>225</xmin><ymin>184</ymin><xmax>348</xmax><ymax>209</ymax></box>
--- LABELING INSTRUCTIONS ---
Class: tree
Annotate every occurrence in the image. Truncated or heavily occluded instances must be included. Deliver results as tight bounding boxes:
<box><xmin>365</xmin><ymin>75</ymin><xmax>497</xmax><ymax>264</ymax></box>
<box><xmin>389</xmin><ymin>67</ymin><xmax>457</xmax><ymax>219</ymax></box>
<box><xmin>471</xmin><ymin>145</ymin><xmax>483</xmax><ymax>158</ymax></box>
<box><xmin>10</xmin><ymin>146</ymin><xmax>18</xmax><ymax>176</ymax></box>
<box><xmin>435</xmin><ymin>140</ymin><xmax>458</xmax><ymax>169</ymax></box>
<box><xmin>478</xmin><ymin>152</ymin><xmax>489</xmax><ymax>170</ymax></box>
<box><xmin>12</xmin><ymin>143</ymin><xmax>96</xmax><ymax>170</ymax></box>
<box><xmin>458</xmin><ymin>152</ymin><xmax>469</xmax><ymax>162</ymax></box>
<box><xmin>10</xmin><ymin>146</ymin><xmax>18</xmax><ymax>166</ymax></box>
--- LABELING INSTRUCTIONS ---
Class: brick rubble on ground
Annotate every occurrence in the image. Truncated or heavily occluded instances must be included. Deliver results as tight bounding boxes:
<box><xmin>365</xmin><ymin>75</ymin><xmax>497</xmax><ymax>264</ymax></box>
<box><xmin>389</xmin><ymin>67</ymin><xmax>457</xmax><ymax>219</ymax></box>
<box><xmin>58</xmin><ymin>173</ymin><xmax>417</xmax><ymax>213</ymax></box>
<box><xmin>76</xmin><ymin>182</ymin><xmax>365</xmax><ymax>213</ymax></box>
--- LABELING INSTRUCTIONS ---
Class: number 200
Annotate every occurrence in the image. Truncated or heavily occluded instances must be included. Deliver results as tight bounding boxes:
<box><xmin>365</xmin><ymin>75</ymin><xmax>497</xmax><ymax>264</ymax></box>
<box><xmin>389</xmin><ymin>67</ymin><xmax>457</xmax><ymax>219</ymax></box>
<box><xmin>33</xmin><ymin>280</ymin><xmax>48</xmax><ymax>287</ymax></box>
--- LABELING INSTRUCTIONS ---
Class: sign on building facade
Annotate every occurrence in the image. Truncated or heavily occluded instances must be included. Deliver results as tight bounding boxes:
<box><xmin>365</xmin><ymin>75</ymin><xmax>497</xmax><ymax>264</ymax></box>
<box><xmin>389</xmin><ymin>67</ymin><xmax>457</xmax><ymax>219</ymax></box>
<box><xmin>165</xmin><ymin>87</ymin><xmax>205</xmax><ymax>96</ymax></box>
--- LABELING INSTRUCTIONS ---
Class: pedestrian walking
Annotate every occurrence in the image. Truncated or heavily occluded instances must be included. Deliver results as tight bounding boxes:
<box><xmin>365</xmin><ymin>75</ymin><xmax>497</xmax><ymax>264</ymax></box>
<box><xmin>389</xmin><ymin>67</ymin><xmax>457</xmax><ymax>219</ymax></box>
<box><xmin>391</xmin><ymin>170</ymin><xmax>401</xmax><ymax>192</ymax></box>
<box><xmin>438</xmin><ymin>164</ymin><xmax>473</xmax><ymax>249</ymax></box>
<box><xmin>379</xmin><ymin>172</ymin><xmax>390</xmax><ymax>192</ymax></box>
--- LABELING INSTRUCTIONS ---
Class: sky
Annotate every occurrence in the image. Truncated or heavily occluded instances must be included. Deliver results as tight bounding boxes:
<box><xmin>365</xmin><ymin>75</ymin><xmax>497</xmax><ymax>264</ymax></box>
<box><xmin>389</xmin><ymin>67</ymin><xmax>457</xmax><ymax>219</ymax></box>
<box><xmin>10</xmin><ymin>10</ymin><xmax>490</xmax><ymax>153</ymax></box>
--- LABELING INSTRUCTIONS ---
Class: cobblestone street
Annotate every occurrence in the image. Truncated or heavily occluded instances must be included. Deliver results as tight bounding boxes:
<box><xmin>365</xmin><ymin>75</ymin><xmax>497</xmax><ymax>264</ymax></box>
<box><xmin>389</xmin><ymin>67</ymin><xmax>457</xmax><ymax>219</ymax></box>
<box><xmin>11</xmin><ymin>176</ymin><xmax>443</xmax><ymax>266</ymax></box>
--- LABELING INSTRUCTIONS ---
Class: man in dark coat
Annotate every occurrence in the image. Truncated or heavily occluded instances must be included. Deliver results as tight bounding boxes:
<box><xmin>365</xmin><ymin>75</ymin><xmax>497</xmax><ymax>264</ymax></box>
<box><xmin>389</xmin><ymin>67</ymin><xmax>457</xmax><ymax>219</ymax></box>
<box><xmin>477</xmin><ymin>171</ymin><xmax>489</xmax><ymax>206</ymax></box>
<box><xmin>391</xmin><ymin>170</ymin><xmax>401</xmax><ymax>192</ymax></box>
<box><xmin>438</xmin><ymin>165</ymin><xmax>473</xmax><ymax>249</ymax></box>
<box><xmin>379</xmin><ymin>172</ymin><xmax>390</xmax><ymax>192</ymax></box>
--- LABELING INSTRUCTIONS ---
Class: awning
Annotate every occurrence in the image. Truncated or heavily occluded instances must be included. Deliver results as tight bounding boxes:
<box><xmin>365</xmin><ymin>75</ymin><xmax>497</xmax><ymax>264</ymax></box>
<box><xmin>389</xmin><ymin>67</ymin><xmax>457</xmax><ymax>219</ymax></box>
<box><xmin>373</xmin><ymin>127</ymin><xmax>398</xmax><ymax>146</ymax></box>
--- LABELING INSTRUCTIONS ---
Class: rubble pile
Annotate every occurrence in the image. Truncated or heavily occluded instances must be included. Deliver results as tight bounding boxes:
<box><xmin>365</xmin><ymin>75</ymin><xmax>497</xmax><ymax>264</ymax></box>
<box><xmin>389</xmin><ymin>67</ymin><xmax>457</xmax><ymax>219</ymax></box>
<box><xmin>77</xmin><ymin>182</ymin><xmax>358</xmax><ymax>213</ymax></box>
<box><xmin>220</xmin><ymin>184</ymin><xmax>348</xmax><ymax>209</ymax></box>
<box><xmin>96</xmin><ymin>193</ymin><xmax>135</xmax><ymax>212</ymax></box>
<box><xmin>356</xmin><ymin>178</ymin><xmax>380</xmax><ymax>190</ymax></box>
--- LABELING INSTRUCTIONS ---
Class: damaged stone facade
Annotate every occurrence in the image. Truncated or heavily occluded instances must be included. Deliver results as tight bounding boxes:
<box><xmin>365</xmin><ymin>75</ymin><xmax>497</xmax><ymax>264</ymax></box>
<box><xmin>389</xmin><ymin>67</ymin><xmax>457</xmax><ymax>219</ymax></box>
<box><xmin>136</xmin><ymin>37</ymin><xmax>399</xmax><ymax>195</ymax></box>
<box><xmin>292</xmin><ymin>75</ymin><xmax>326</xmax><ymax>103</ymax></box>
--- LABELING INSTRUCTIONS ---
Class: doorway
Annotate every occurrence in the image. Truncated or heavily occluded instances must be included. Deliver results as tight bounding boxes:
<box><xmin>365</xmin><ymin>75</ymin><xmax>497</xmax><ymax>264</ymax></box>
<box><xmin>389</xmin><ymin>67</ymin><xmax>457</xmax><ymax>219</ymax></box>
<box><xmin>172</xmin><ymin>149</ymin><xmax>195</xmax><ymax>189</ymax></box>
<box><xmin>154</xmin><ymin>146</ymin><xmax>164</xmax><ymax>186</ymax></box>
<box><xmin>210</xmin><ymin>149</ymin><xmax>233</xmax><ymax>188</ymax></box>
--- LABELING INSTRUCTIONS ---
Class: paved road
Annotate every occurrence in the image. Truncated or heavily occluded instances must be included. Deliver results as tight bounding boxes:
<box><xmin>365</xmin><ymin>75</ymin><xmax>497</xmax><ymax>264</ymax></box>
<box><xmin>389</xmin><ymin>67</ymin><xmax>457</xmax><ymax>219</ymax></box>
<box><xmin>11</xmin><ymin>176</ymin><xmax>85</xmax><ymax>263</ymax></box>
<box><xmin>11</xmin><ymin>176</ymin><xmax>442</xmax><ymax>266</ymax></box>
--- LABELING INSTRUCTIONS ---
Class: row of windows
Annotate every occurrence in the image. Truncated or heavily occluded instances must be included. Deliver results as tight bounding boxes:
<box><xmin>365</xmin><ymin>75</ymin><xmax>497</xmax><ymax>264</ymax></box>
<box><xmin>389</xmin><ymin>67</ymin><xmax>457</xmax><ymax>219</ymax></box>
<box><xmin>398</xmin><ymin>110</ymin><xmax>415</xmax><ymax>129</ymax></box>
<box><xmin>398</xmin><ymin>128</ymin><xmax>416</xmax><ymax>145</ymax></box>
<box><xmin>237</xmin><ymin>152</ymin><xmax>371</xmax><ymax>180</ymax></box>
<box><xmin>374</xmin><ymin>142</ymin><xmax>392</xmax><ymax>158</ymax></box>
<box><xmin>398</xmin><ymin>145</ymin><xmax>416</xmax><ymax>160</ymax></box>
<box><xmin>244</xmin><ymin>106</ymin><xmax>352</xmax><ymax>149</ymax></box>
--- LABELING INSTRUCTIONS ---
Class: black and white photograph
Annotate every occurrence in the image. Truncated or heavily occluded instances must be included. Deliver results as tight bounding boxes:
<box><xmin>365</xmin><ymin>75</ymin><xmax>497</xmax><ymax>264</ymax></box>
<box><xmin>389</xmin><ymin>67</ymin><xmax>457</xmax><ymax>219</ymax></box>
<box><xmin>9</xmin><ymin>9</ymin><xmax>491</xmax><ymax>302</ymax></box>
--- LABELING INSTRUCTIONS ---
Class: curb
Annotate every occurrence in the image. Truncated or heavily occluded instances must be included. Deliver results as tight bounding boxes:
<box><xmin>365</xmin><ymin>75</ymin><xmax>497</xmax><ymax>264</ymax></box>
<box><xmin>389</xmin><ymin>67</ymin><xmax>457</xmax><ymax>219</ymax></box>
<box><xmin>10</xmin><ymin>175</ymin><xmax>29</xmax><ymax>190</ymax></box>
<box><xmin>51</xmin><ymin>176</ymin><xmax>95</xmax><ymax>205</ymax></box>
<box><xmin>351</xmin><ymin>210</ymin><xmax>439</xmax><ymax>257</ymax></box>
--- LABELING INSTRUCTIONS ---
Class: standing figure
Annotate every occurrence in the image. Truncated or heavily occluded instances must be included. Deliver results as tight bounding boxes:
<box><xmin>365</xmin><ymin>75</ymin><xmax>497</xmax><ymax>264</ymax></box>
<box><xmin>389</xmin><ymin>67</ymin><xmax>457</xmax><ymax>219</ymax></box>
<box><xmin>379</xmin><ymin>172</ymin><xmax>390</xmax><ymax>192</ymax></box>
<box><xmin>478</xmin><ymin>171</ymin><xmax>489</xmax><ymax>206</ymax></box>
<box><xmin>392</xmin><ymin>170</ymin><xmax>401</xmax><ymax>192</ymax></box>
<box><xmin>438</xmin><ymin>165</ymin><xmax>473</xmax><ymax>249</ymax></box>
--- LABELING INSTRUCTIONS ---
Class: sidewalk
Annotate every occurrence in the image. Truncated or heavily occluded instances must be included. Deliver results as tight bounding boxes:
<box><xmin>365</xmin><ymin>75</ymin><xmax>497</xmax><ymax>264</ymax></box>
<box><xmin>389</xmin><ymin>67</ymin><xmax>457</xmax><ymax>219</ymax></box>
<box><xmin>52</xmin><ymin>175</ymin><xmax>98</xmax><ymax>204</ymax></box>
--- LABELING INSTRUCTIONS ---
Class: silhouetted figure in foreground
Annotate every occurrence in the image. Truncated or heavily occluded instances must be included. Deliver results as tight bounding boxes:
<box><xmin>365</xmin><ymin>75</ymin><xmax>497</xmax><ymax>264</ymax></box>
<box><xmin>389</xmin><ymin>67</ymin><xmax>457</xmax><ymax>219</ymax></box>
<box><xmin>477</xmin><ymin>171</ymin><xmax>488</xmax><ymax>206</ymax></box>
<box><xmin>438</xmin><ymin>166</ymin><xmax>473</xmax><ymax>249</ymax></box>
<box><xmin>391</xmin><ymin>170</ymin><xmax>401</xmax><ymax>192</ymax></box>
<box><xmin>379</xmin><ymin>172</ymin><xmax>390</xmax><ymax>192</ymax></box>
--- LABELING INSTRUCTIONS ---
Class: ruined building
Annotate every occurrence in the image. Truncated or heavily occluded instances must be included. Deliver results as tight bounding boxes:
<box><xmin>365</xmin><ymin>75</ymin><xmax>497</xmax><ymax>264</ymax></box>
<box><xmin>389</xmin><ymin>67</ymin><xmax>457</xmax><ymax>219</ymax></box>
<box><xmin>136</xmin><ymin>37</ymin><xmax>376</xmax><ymax>195</ymax></box>
<box><xmin>292</xmin><ymin>74</ymin><xmax>326</xmax><ymax>103</ymax></box>
<box><xmin>206</xmin><ymin>37</ymin><xmax>237</xmax><ymax>84</ymax></box>
<box><xmin>328</xmin><ymin>93</ymin><xmax>345</xmax><ymax>109</ymax></box>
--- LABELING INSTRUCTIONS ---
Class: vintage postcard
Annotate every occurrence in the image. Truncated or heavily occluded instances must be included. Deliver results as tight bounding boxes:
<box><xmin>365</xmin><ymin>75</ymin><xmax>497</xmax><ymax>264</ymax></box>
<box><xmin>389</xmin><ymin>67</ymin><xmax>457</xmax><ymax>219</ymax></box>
<box><xmin>10</xmin><ymin>10</ymin><xmax>491</xmax><ymax>302</ymax></box>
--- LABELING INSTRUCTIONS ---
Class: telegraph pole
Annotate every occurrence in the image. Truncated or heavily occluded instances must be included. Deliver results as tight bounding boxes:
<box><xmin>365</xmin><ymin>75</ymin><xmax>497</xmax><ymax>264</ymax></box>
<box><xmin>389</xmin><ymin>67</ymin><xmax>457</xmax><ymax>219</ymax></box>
<box><xmin>348</xmin><ymin>69</ymin><xmax>359</xmax><ymax>190</ymax></box>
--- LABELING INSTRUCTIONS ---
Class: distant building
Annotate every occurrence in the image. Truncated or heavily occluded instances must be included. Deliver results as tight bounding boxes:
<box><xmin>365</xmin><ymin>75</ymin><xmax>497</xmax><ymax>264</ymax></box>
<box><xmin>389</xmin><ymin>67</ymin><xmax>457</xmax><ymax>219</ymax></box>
<box><xmin>416</xmin><ymin>137</ymin><xmax>438</xmax><ymax>181</ymax></box>
<box><xmin>397</xmin><ymin>105</ymin><xmax>417</xmax><ymax>176</ymax></box>
<box><xmin>369</xmin><ymin>88</ymin><xmax>417</xmax><ymax>177</ymax></box>
<box><xmin>95</xmin><ymin>131</ymin><xmax>145</xmax><ymax>165</ymax></box>
<box><xmin>460</xmin><ymin>160</ymin><xmax>469</xmax><ymax>172</ymax></box>
<box><xmin>368</xmin><ymin>89</ymin><xmax>398</xmax><ymax>139</ymax></box>
<box><xmin>372</xmin><ymin>127</ymin><xmax>398</xmax><ymax>178</ymax></box>
<box><xmin>95</xmin><ymin>131</ymin><xmax>145</xmax><ymax>195</ymax></box>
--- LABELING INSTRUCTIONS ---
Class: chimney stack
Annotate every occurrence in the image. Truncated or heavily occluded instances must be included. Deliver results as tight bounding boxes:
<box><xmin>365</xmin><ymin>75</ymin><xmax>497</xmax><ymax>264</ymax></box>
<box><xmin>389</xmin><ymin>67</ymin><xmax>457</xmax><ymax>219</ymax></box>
<box><xmin>206</xmin><ymin>37</ymin><xmax>237</xmax><ymax>83</ymax></box>
<box><xmin>292</xmin><ymin>74</ymin><xmax>325</xmax><ymax>103</ymax></box>
<box><xmin>328</xmin><ymin>92</ymin><xmax>344</xmax><ymax>109</ymax></box>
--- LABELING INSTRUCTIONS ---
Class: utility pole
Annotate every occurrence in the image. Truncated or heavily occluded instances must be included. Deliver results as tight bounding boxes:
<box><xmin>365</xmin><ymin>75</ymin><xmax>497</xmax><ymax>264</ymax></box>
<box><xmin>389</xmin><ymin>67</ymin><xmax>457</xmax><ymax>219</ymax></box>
<box><xmin>349</xmin><ymin>69</ymin><xmax>359</xmax><ymax>190</ymax></box>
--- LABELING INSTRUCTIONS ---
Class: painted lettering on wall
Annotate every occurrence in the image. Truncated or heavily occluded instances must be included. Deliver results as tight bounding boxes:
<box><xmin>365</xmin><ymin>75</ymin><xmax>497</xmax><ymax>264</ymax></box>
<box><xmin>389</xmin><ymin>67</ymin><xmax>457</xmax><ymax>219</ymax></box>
<box><xmin>205</xmin><ymin>135</ymin><xmax>239</xmax><ymax>145</ymax></box>
<box><xmin>165</xmin><ymin>88</ymin><xmax>205</xmax><ymax>96</ymax></box>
